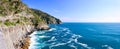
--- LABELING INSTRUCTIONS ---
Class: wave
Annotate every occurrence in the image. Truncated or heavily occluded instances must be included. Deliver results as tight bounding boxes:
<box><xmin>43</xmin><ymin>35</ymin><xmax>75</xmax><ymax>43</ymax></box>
<box><xmin>69</xmin><ymin>45</ymin><xmax>77</xmax><ymax>49</ymax></box>
<box><xmin>48</xmin><ymin>28</ymin><xmax>56</xmax><ymax>31</ymax></box>
<box><xmin>39</xmin><ymin>36</ymin><xmax>49</xmax><ymax>38</ymax></box>
<box><xmin>29</xmin><ymin>26</ymin><xmax>93</xmax><ymax>49</ymax></box>
<box><xmin>49</xmin><ymin>43</ymin><xmax>67</xmax><ymax>49</ymax></box>
<box><xmin>47</xmin><ymin>36</ymin><xmax>57</xmax><ymax>42</ymax></box>
<box><xmin>102</xmin><ymin>45</ymin><xmax>113</xmax><ymax>49</ymax></box>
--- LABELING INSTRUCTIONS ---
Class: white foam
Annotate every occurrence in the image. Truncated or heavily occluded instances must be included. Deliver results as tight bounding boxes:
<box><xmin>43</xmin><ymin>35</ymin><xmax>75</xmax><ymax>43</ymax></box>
<box><xmin>67</xmin><ymin>34</ymin><xmax>82</xmax><ymax>44</ymax></box>
<box><xmin>66</xmin><ymin>33</ymin><xmax>92</xmax><ymax>49</ymax></box>
<box><xmin>51</xmin><ymin>36</ymin><xmax>56</xmax><ymax>40</ymax></box>
<box><xmin>29</xmin><ymin>31</ymin><xmax>46</xmax><ymax>37</ymax></box>
<box><xmin>55</xmin><ymin>43</ymin><xmax>66</xmax><ymax>46</ymax></box>
<box><xmin>73</xmin><ymin>35</ymin><xmax>92</xmax><ymax>49</ymax></box>
<box><xmin>48</xmin><ymin>28</ymin><xmax>56</xmax><ymax>31</ymax></box>
<box><xmin>30</xmin><ymin>36</ymin><xmax>38</xmax><ymax>44</ymax></box>
<box><xmin>29</xmin><ymin>31</ymin><xmax>37</xmax><ymax>37</ymax></box>
<box><xmin>66</xmin><ymin>31</ymin><xmax>70</xmax><ymax>34</ymax></box>
<box><xmin>51</xmin><ymin>42</ymin><xmax>56</xmax><ymax>45</ymax></box>
<box><xmin>29</xmin><ymin>43</ymin><xmax>46</xmax><ymax>49</ymax></box>
<box><xmin>63</xmin><ymin>28</ymin><xmax>69</xmax><ymax>31</ymax></box>
<box><xmin>77</xmin><ymin>42</ymin><xmax>92</xmax><ymax>49</ymax></box>
<box><xmin>37</xmin><ymin>31</ymin><xmax>46</xmax><ymax>34</ymax></box>
<box><xmin>29</xmin><ymin>46</ymin><xmax>38</xmax><ymax>49</ymax></box>
<box><xmin>29</xmin><ymin>31</ymin><xmax>46</xmax><ymax>49</ymax></box>
<box><xmin>69</xmin><ymin>38</ymin><xmax>75</xmax><ymax>42</ymax></box>
<box><xmin>39</xmin><ymin>36</ymin><xmax>49</xmax><ymax>38</ymax></box>
<box><xmin>67</xmin><ymin>40</ymin><xmax>72</xmax><ymax>43</ymax></box>
<box><xmin>29</xmin><ymin>38</ymin><xmax>39</xmax><ymax>49</ymax></box>
<box><xmin>102</xmin><ymin>45</ymin><xmax>113</xmax><ymax>49</ymax></box>
<box><xmin>29</xmin><ymin>26</ymin><xmax>86</xmax><ymax>49</ymax></box>
<box><xmin>47</xmin><ymin>36</ymin><xmax>56</xmax><ymax>42</ymax></box>
<box><xmin>108</xmin><ymin>47</ymin><xmax>113</xmax><ymax>49</ymax></box>
<box><xmin>66</xmin><ymin>35</ymin><xmax>92</xmax><ymax>49</ymax></box>
<box><xmin>72</xmin><ymin>34</ymin><xmax>82</xmax><ymax>38</ymax></box>
<box><xmin>69</xmin><ymin>45</ymin><xmax>77</xmax><ymax>49</ymax></box>
<box><xmin>49</xmin><ymin>43</ymin><xmax>67</xmax><ymax>49</ymax></box>
<box><xmin>78</xmin><ymin>43</ymin><xmax>88</xmax><ymax>47</ymax></box>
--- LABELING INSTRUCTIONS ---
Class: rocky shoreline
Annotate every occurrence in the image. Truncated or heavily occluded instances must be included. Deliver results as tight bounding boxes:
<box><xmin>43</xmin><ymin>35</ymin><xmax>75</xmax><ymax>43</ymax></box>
<box><xmin>0</xmin><ymin>0</ymin><xmax>61</xmax><ymax>49</ymax></box>
<box><xmin>20</xmin><ymin>26</ymin><xmax>51</xmax><ymax>49</ymax></box>
<box><xmin>20</xmin><ymin>24</ymin><xmax>51</xmax><ymax>49</ymax></box>
<box><xmin>0</xmin><ymin>21</ymin><xmax>60</xmax><ymax>49</ymax></box>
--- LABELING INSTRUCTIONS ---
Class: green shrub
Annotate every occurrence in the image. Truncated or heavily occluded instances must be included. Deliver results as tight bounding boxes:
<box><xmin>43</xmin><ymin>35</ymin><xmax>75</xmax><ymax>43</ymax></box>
<box><xmin>31</xmin><ymin>13</ymin><xmax>42</xmax><ymax>25</ymax></box>
<box><xmin>0</xmin><ymin>14</ymin><xmax>4</xmax><ymax>16</ymax></box>
<box><xmin>4</xmin><ymin>20</ymin><xmax>15</xmax><ymax>26</ymax></box>
<box><xmin>0</xmin><ymin>21</ymin><xmax>2</xmax><ymax>25</ymax></box>
<box><xmin>20</xmin><ymin>16</ymin><xmax>29</xmax><ymax>22</ymax></box>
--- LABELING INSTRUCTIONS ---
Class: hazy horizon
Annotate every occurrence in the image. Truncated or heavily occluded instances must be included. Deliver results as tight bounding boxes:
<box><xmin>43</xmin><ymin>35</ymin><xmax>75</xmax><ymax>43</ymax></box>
<box><xmin>22</xmin><ymin>0</ymin><xmax>120</xmax><ymax>22</ymax></box>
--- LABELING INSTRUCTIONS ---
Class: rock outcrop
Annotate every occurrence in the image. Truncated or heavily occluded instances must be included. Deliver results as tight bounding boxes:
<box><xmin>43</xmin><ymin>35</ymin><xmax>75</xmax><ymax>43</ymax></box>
<box><xmin>0</xmin><ymin>0</ymin><xmax>61</xmax><ymax>49</ymax></box>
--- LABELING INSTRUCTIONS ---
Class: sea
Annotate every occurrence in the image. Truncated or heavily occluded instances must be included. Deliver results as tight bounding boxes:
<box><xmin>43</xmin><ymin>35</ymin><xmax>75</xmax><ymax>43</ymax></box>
<box><xmin>29</xmin><ymin>23</ymin><xmax>120</xmax><ymax>49</ymax></box>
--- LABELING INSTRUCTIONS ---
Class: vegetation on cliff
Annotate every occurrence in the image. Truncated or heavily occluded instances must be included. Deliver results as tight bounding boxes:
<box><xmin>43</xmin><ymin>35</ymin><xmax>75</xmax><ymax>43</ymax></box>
<box><xmin>0</xmin><ymin>0</ymin><xmax>61</xmax><ymax>27</ymax></box>
<box><xmin>0</xmin><ymin>0</ymin><xmax>61</xmax><ymax>49</ymax></box>
<box><xmin>0</xmin><ymin>0</ymin><xmax>27</xmax><ymax>16</ymax></box>
<box><xmin>31</xmin><ymin>9</ymin><xmax>61</xmax><ymax>24</ymax></box>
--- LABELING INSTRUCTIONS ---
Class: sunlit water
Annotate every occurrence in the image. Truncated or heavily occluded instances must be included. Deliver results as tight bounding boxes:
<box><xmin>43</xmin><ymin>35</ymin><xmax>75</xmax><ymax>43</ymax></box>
<box><xmin>29</xmin><ymin>23</ymin><xmax>120</xmax><ymax>49</ymax></box>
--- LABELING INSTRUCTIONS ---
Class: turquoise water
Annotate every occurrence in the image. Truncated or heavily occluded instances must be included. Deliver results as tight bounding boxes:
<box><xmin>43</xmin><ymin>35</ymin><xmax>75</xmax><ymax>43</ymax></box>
<box><xmin>29</xmin><ymin>23</ymin><xmax>120</xmax><ymax>49</ymax></box>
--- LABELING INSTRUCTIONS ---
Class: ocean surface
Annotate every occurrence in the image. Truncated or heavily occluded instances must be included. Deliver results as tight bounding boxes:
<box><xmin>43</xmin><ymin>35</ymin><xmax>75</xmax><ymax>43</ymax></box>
<box><xmin>29</xmin><ymin>23</ymin><xmax>120</xmax><ymax>49</ymax></box>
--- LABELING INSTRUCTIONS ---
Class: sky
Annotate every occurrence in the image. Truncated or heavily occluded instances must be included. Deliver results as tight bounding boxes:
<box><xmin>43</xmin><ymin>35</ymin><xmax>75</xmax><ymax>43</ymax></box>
<box><xmin>22</xmin><ymin>0</ymin><xmax>120</xmax><ymax>22</ymax></box>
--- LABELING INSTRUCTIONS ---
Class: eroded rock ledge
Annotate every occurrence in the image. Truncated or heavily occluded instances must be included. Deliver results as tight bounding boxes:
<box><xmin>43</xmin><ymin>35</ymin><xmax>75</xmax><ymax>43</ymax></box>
<box><xmin>1</xmin><ymin>24</ymin><xmax>51</xmax><ymax>49</ymax></box>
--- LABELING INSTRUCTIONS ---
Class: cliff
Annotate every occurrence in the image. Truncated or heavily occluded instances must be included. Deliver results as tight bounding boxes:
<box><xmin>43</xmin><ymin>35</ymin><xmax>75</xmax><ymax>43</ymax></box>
<box><xmin>0</xmin><ymin>0</ymin><xmax>61</xmax><ymax>49</ymax></box>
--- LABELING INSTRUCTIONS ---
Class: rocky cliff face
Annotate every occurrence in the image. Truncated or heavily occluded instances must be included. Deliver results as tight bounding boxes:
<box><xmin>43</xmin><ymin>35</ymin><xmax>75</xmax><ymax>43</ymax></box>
<box><xmin>0</xmin><ymin>0</ymin><xmax>61</xmax><ymax>49</ymax></box>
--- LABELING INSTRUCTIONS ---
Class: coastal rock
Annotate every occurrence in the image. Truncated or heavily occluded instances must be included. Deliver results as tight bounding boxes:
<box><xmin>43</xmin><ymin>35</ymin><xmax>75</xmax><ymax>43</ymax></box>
<box><xmin>0</xmin><ymin>0</ymin><xmax>61</xmax><ymax>49</ymax></box>
<box><xmin>36</xmin><ymin>23</ymin><xmax>50</xmax><ymax>30</ymax></box>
